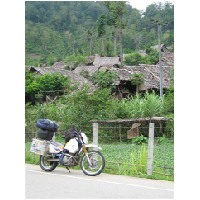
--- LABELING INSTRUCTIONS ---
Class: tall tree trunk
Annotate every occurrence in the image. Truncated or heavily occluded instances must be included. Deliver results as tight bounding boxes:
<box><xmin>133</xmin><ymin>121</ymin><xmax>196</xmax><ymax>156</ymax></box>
<box><xmin>113</xmin><ymin>25</ymin><xmax>117</xmax><ymax>56</ymax></box>
<box><xmin>101</xmin><ymin>37</ymin><xmax>104</xmax><ymax>56</ymax></box>
<box><xmin>72</xmin><ymin>40</ymin><xmax>75</xmax><ymax>55</ymax></box>
<box><xmin>89</xmin><ymin>34</ymin><xmax>93</xmax><ymax>56</ymax></box>
<box><xmin>119</xmin><ymin>15</ymin><xmax>123</xmax><ymax>66</ymax></box>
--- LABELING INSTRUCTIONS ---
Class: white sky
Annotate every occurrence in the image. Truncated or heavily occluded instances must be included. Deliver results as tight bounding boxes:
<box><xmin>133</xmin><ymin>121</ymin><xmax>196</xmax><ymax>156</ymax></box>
<box><xmin>127</xmin><ymin>0</ymin><xmax>174</xmax><ymax>11</ymax></box>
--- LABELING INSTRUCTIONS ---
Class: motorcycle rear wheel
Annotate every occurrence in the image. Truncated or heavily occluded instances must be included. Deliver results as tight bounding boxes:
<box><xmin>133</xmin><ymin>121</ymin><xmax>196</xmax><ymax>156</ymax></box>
<box><xmin>40</xmin><ymin>155</ymin><xmax>58</xmax><ymax>172</ymax></box>
<box><xmin>80</xmin><ymin>151</ymin><xmax>105</xmax><ymax>176</ymax></box>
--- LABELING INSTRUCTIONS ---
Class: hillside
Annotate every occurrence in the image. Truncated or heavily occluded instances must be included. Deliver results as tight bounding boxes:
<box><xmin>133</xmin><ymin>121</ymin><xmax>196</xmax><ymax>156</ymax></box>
<box><xmin>25</xmin><ymin>1</ymin><xmax>174</xmax><ymax>66</ymax></box>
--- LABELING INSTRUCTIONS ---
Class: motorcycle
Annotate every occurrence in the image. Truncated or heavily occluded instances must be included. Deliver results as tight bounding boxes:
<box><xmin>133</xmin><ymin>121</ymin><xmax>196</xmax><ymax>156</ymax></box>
<box><xmin>30</xmin><ymin>131</ymin><xmax>105</xmax><ymax>176</ymax></box>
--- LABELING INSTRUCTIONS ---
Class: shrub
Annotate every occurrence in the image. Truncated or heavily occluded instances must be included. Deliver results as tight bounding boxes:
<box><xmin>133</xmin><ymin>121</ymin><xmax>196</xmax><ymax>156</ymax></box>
<box><xmin>130</xmin><ymin>73</ymin><xmax>144</xmax><ymax>85</ymax></box>
<box><xmin>124</xmin><ymin>52</ymin><xmax>142</xmax><ymax>65</ymax></box>
<box><xmin>114</xmin><ymin>99</ymin><xmax>132</xmax><ymax>119</ymax></box>
<box><xmin>92</xmin><ymin>70</ymin><xmax>117</xmax><ymax>89</ymax></box>
<box><xmin>25</xmin><ymin>72</ymin><xmax>71</xmax><ymax>104</ymax></box>
<box><xmin>130</xmin><ymin>144</ymin><xmax>148</xmax><ymax>174</ymax></box>
<box><xmin>124</xmin><ymin>49</ymin><xmax>159</xmax><ymax>65</ymax></box>
<box><xmin>164</xmin><ymin>114</ymin><xmax>174</xmax><ymax>137</ymax></box>
<box><xmin>142</xmin><ymin>48</ymin><xmax>159</xmax><ymax>64</ymax></box>
<box><xmin>132</xmin><ymin>135</ymin><xmax>148</xmax><ymax>145</ymax></box>
<box><xmin>142</xmin><ymin>92</ymin><xmax>164</xmax><ymax>117</ymax></box>
<box><xmin>64</xmin><ymin>54</ymin><xmax>87</xmax><ymax>69</ymax></box>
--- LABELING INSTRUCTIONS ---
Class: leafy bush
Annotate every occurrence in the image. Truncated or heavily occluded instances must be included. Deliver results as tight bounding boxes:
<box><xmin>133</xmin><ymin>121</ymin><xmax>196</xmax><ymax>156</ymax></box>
<box><xmin>142</xmin><ymin>48</ymin><xmax>159</xmax><ymax>64</ymax></box>
<box><xmin>25</xmin><ymin>72</ymin><xmax>71</xmax><ymax>104</ymax></box>
<box><xmin>163</xmin><ymin>89</ymin><xmax>174</xmax><ymax>114</ymax></box>
<box><xmin>132</xmin><ymin>135</ymin><xmax>148</xmax><ymax>145</ymax></box>
<box><xmin>124</xmin><ymin>52</ymin><xmax>142</xmax><ymax>65</ymax></box>
<box><xmin>127</xmin><ymin>95</ymin><xmax>143</xmax><ymax>118</ymax></box>
<box><xmin>113</xmin><ymin>99</ymin><xmax>132</xmax><ymax>119</ymax></box>
<box><xmin>164</xmin><ymin>114</ymin><xmax>174</xmax><ymax>137</ymax></box>
<box><xmin>130</xmin><ymin>73</ymin><xmax>144</xmax><ymax>85</ymax></box>
<box><xmin>64</xmin><ymin>54</ymin><xmax>87</xmax><ymax>69</ymax></box>
<box><xmin>92</xmin><ymin>70</ymin><xmax>117</xmax><ymax>89</ymax></box>
<box><xmin>124</xmin><ymin>49</ymin><xmax>159</xmax><ymax>66</ymax></box>
<box><xmin>142</xmin><ymin>92</ymin><xmax>164</xmax><ymax>117</ymax></box>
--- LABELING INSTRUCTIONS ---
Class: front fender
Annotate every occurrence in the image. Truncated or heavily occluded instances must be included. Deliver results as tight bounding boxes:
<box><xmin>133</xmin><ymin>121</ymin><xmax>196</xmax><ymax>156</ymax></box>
<box><xmin>85</xmin><ymin>144</ymin><xmax>102</xmax><ymax>151</ymax></box>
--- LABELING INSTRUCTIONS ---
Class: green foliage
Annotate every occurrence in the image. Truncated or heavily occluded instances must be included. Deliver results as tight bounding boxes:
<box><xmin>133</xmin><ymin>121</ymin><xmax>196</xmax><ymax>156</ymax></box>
<box><xmin>130</xmin><ymin>73</ymin><xmax>144</xmax><ymax>85</ymax></box>
<box><xmin>124</xmin><ymin>49</ymin><xmax>159</xmax><ymax>65</ymax></box>
<box><xmin>124</xmin><ymin>52</ymin><xmax>142</xmax><ymax>65</ymax></box>
<box><xmin>25</xmin><ymin>1</ymin><xmax>174</xmax><ymax>65</ymax></box>
<box><xmin>164</xmin><ymin>114</ymin><xmax>174</xmax><ymax>137</ymax></box>
<box><xmin>25</xmin><ymin>72</ymin><xmax>71</xmax><ymax>104</ymax></box>
<box><xmin>130</xmin><ymin>144</ymin><xmax>148</xmax><ymax>174</ymax></box>
<box><xmin>25</xmin><ymin>87</ymin><xmax>116</xmax><ymax>129</ymax></box>
<box><xmin>113</xmin><ymin>99</ymin><xmax>132</xmax><ymax>119</ymax></box>
<box><xmin>92</xmin><ymin>70</ymin><xmax>117</xmax><ymax>89</ymax></box>
<box><xmin>65</xmin><ymin>54</ymin><xmax>87</xmax><ymax>66</ymax></box>
<box><xmin>142</xmin><ymin>92</ymin><xmax>164</xmax><ymax>117</ymax></box>
<box><xmin>132</xmin><ymin>135</ymin><xmax>148</xmax><ymax>145</ymax></box>
<box><xmin>97</xmin><ymin>14</ymin><xmax>107</xmax><ymax>37</ymax></box>
<box><xmin>142</xmin><ymin>48</ymin><xmax>159</xmax><ymax>64</ymax></box>
<box><xmin>163</xmin><ymin>68</ymin><xmax>174</xmax><ymax>114</ymax></box>
<box><xmin>129</xmin><ymin>95</ymin><xmax>144</xmax><ymax>118</ymax></box>
<box><xmin>109</xmin><ymin>92</ymin><xmax>165</xmax><ymax>119</ymax></box>
<box><xmin>156</xmin><ymin>135</ymin><xmax>168</xmax><ymax>144</ymax></box>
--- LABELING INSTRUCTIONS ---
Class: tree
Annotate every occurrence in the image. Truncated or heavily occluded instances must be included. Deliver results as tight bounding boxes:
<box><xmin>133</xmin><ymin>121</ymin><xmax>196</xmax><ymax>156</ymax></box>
<box><xmin>87</xmin><ymin>29</ymin><xmax>94</xmax><ymax>56</ymax></box>
<box><xmin>97</xmin><ymin>14</ymin><xmax>107</xmax><ymax>56</ymax></box>
<box><xmin>108</xmin><ymin>2</ymin><xmax>127</xmax><ymax>66</ymax></box>
<box><xmin>104</xmin><ymin>2</ymin><xmax>119</xmax><ymax>56</ymax></box>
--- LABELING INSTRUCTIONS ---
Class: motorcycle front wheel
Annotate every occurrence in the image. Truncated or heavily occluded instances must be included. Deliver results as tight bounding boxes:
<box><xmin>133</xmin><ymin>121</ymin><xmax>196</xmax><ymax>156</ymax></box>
<box><xmin>40</xmin><ymin>155</ymin><xmax>58</xmax><ymax>172</ymax></box>
<box><xmin>80</xmin><ymin>151</ymin><xmax>105</xmax><ymax>176</ymax></box>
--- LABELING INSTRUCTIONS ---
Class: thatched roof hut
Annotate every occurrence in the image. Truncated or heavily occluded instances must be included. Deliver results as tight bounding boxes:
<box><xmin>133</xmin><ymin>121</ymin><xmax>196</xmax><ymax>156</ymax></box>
<box><xmin>74</xmin><ymin>56</ymin><xmax>120</xmax><ymax>76</ymax></box>
<box><xmin>124</xmin><ymin>65</ymin><xmax>171</xmax><ymax>91</ymax></box>
<box><xmin>29</xmin><ymin>66</ymin><xmax>96</xmax><ymax>91</ymax></box>
<box><xmin>96</xmin><ymin>64</ymin><xmax>172</xmax><ymax>91</ymax></box>
<box><xmin>73</xmin><ymin>65</ymin><xmax>99</xmax><ymax>76</ymax></box>
<box><xmin>93</xmin><ymin>56</ymin><xmax>120</xmax><ymax>67</ymax></box>
<box><xmin>29</xmin><ymin>53</ymin><xmax>173</xmax><ymax>94</ymax></box>
<box><xmin>159</xmin><ymin>52</ymin><xmax>174</xmax><ymax>67</ymax></box>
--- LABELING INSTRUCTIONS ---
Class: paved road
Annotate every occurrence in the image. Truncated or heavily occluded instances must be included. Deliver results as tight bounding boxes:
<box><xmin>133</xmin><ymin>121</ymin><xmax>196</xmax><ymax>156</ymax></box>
<box><xmin>25</xmin><ymin>164</ymin><xmax>174</xmax><ymax>199</ymax></box>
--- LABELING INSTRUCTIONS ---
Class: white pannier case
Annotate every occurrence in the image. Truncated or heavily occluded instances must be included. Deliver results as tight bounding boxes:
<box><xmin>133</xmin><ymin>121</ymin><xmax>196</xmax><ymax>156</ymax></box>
<box><xmin>30</xmin><ymin>138</ymin><xmax>50</xmax><ymax>155</ymax></box>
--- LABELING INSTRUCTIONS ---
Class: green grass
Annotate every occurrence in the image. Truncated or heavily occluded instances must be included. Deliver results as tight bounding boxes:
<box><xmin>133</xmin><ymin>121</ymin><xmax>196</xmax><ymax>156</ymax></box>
<box><xmin>25</xmin><ymin>138</ymin><xmax>174</xmax><ymax>181</ymax></box>
<box><xmin>99</xmin><ymin>139</ymin><xmax>174</xmax><ymax>181</ymax></box>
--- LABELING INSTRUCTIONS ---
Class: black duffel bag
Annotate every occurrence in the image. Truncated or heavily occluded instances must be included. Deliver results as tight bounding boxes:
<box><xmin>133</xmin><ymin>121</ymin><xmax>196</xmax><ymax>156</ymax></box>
<box><xmin>36</xmin><ymin>119</ymin><xmax>58</xmax><ymax>132</ymax></box>
<box><xmin>37</xmin><ymin>129</ymin><xmax>54</xmax><ymax>141</ymax></box>
<box><xmin>64</xmin><ymin>126</ymin><xmax>79</xmax><ymax>143</ymax></box>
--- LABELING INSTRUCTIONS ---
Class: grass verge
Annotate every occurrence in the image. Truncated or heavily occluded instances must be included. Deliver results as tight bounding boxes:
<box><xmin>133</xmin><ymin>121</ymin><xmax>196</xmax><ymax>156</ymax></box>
<box><xmin>25</xmin><ymin>138</ymin><xmax>174</xmax><ymax>181</ymax></box>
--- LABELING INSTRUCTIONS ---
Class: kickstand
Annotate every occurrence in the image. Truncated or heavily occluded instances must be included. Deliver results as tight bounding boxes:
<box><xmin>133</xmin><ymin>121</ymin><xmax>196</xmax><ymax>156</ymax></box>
<box><xmin>65</xmin><ymin>166</ymin><xmax>71</xmax><ymax>173</ymax></box>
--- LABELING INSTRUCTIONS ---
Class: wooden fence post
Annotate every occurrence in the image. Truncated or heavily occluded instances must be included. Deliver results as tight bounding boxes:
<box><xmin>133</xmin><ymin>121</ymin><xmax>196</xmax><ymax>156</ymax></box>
<box><xmin>92</xmin><ymin>123</ymin><xmax>98</xmax><ymax>150</ymax></box>
<box><xmin>119</xmin><ymin>124</ymin><xmax>122</xmax><ymax>142</ymax></box>
<box><xmin>147</xmin><ymin>123</ymin><xmax>155</xmax><ymax>175</ymax></box>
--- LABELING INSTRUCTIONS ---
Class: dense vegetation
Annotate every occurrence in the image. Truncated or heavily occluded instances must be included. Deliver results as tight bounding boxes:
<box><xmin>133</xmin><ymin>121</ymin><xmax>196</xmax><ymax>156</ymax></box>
<box><xmin>25</xmin><ymin>1</ymin><xmax>174</xmax><ymax>66</ymax></box>
<box><xmin>25</xmin><ymin>72</ymin><xmax>174</xmax><ymax>137</ymax></box>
